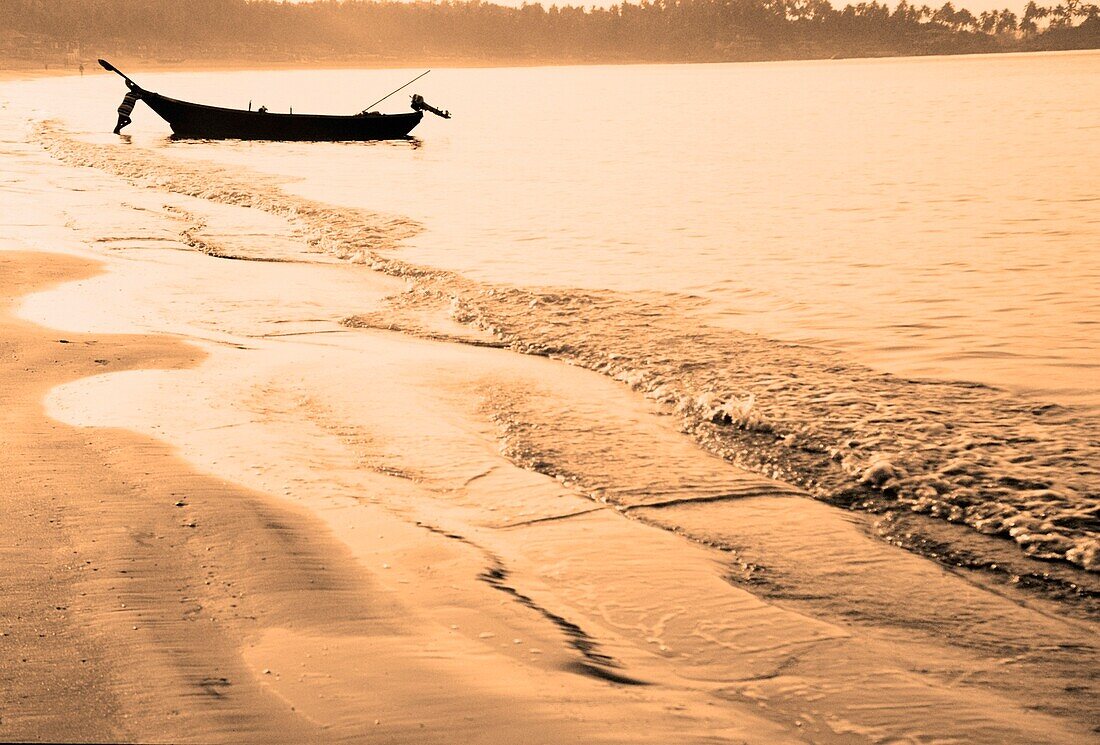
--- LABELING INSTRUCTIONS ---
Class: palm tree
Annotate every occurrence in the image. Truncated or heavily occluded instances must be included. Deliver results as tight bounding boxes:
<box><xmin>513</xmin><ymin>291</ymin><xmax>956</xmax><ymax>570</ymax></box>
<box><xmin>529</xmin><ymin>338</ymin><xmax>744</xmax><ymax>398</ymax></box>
<box><xmin>995</xmin><ymin>8</ymin><xmax>1019</xmax><ymax>31</ymax></box>
<box><xmin>1049</xmin><ymin>0</ymin><xmax>1079</xmax><ymax>26</ymax></box>
<box><xmin>1020</xmin><ymin>0</ymin><xmax>1046</xmax><ymax>33</ymax></box>
<box><xmin>932</xmin><ymin>1</ymin><xmax>957</xmax><ymax>26</ymax></box>
<box><xmin>893</xmin><ymin>0</ymin><xmax>915</xmax><ymax>23</ymax></box>
<box><xmin>954</xmin><ymin>7</ymin><xmax>977</xmax><ymax>28</ymax></box>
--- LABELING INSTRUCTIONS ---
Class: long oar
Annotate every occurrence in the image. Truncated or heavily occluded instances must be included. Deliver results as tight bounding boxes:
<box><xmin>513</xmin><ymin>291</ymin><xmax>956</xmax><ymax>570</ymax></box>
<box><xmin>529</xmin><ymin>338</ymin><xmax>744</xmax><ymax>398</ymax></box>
<box><xmin>361</xmin><ymin>70</ymin><xmax>431</xmax><ymax>113</ymax></box>
<box><xmin>98</xmin><ymin>59</ymin><xmax>142</xmax><ymax>90</ymax></box>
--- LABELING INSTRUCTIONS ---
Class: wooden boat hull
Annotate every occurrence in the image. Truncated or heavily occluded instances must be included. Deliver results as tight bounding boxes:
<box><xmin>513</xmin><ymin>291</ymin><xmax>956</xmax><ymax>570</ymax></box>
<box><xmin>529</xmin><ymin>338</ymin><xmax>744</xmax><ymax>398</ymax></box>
<box><xmin>141</xmin><ymin>91</ymin><xmax>424</xmax><ymax>141</ymax></box>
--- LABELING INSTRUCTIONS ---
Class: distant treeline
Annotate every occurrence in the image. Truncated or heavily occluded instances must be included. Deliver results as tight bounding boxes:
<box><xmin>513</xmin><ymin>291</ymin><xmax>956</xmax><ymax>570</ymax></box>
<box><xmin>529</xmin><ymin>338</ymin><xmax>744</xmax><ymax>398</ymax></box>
<box><xmin>1</xmin><ymin>0</ymin><xmax>1098</xmax><ymax>65</ymax></box>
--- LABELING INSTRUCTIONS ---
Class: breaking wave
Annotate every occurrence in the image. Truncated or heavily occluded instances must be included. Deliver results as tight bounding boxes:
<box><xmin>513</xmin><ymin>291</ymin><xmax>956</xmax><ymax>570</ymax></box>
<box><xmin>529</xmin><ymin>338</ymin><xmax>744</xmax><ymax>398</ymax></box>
<box><xmin>39</xmin><ymin>123</ymin><xmax>1100</xmax><ymax>574</ymax></box>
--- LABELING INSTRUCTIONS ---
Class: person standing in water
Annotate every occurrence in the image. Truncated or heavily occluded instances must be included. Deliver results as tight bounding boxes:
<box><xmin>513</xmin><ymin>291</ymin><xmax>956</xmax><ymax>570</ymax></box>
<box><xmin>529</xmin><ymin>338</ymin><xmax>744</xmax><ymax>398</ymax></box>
<box><xmin>113</xmin><ymin>83</ymin><xmax>140</xmax><ymax>134</ymax></box>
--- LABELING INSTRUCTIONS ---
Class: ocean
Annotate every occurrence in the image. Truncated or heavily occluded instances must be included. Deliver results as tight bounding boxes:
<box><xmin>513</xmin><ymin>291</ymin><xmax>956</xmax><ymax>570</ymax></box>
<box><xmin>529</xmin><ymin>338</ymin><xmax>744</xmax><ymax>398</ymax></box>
<box><xmin>7</xmin><ymin>52</ymin><xmax>1099</xmax><ymax>577</ymax></box>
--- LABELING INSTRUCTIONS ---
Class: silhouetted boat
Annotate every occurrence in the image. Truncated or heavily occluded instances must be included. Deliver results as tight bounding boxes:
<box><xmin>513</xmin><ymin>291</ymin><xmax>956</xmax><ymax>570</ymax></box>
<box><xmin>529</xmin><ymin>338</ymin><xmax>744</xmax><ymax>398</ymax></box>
<box><xmin>99</xmin><ymin>59</ymin><xmax>449</xmax><ymax>141</ymax></box>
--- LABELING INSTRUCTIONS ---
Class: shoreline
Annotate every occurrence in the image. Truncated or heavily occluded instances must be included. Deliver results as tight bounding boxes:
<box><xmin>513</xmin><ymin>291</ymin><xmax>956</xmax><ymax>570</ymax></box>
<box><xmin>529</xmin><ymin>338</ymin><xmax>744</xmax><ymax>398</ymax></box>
<box><xmin>24</xmin><ymin>77</ymin><xmax>1097</xmax><ymax>577</ymax></box>
<box><xmin>4</xmin><ymin>251</ymin><xmax>764</xmax><ymax>743</ymax></box>
<box><xmin>0</xmin><ymin>252</ymin><xmax>335</xmax><ymax>740</ymax></box>
<box><xmin>3</xmin><ymin>45</ymin><xmax>1097</xmax><ymax>82</ymax></box>
<box><xmin>11</xmin><ymin>241</ymin><xmax>1098</xmax><ymax>741</ymax></box>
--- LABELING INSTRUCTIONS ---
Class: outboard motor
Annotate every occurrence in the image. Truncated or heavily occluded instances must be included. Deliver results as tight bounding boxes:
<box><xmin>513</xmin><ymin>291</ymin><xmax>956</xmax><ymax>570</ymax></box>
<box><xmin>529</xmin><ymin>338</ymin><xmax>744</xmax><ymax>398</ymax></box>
<box><xmin>411</xmin><ymin>94</ymin><xmax>451</xmax><ymax>119</ymax></box>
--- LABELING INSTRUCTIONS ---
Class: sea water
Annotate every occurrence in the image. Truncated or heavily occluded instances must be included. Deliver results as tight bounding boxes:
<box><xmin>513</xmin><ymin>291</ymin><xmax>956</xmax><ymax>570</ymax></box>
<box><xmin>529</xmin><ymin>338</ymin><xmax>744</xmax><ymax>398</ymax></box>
<box><xmin>6</xmin><ymin>51</ymin><xmax>1098</xmax><ymax>575</ymax></box>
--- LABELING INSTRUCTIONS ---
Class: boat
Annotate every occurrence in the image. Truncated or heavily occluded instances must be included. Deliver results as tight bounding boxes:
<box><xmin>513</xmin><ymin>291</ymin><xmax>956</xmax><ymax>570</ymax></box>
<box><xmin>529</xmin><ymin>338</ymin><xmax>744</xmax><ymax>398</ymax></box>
<box><xmin>99</xmin><ymin>59</ymin><xmax>449</xmax><ymax>141</ymax></box>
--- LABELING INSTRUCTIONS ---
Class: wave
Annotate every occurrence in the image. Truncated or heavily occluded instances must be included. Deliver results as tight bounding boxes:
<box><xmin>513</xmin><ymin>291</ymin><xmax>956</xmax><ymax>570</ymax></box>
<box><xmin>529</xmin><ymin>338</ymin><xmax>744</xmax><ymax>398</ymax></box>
<box><xmin>389</xmin><ymin>287</ymin><xmax>1100</xmax><ymax>576</ymax></box>
<box><xmin>38</xmin><ymin>123</ymin><xmax>1100</xmax><ymax>576</ymax></box>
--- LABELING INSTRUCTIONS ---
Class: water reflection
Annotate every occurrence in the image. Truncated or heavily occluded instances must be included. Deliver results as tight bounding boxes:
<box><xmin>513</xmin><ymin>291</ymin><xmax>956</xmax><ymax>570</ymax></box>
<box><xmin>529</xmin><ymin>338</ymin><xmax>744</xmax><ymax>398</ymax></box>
<box><xmin>166</xmin><ymin>135</ymin><xmax>422</xmax><ymax>148</ymax></box>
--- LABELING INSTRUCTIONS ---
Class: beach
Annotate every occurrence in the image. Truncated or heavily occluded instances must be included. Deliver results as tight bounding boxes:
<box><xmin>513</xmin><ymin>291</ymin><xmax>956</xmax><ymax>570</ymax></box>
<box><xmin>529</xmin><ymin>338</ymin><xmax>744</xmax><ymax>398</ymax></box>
<box><xmin>1</xmin><ymin>254</ymin><xmax>718</xmax><ymax>743</ymax></box>
<box><xmin>2</xmin><ymin>62</ymin><xmax>1098</xmax><ymax>742</ymax></box>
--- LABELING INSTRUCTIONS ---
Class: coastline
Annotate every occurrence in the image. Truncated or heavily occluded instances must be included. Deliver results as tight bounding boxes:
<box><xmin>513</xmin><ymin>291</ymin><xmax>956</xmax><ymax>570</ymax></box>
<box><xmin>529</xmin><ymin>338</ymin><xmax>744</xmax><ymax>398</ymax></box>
<box><xmin>0</xmin><ymin>122</ymin><xmax>801</xmax><ymax>739</ymax></box>
<box><xmin>3</xmin><ymin>70</ymin><xmax>1098</xmax><ymax>742</ymax></box>
<box><xmin>0</xmin><ymin>252</ymin><xmax>695</xmax><ymax>742</ymax></box>
<box><xmin>0</xmin><ymin>252</ymin><xmax>353</xmax><ymax>741</ymax></box>
<box><xmin>0</xmin><ymin>67</ymin><xmax>79</xmax><ymax>82</ymax></box>
<box><xmin>3</xmin><ymin>45</ymin><xmax>1098</xmax><ymax>82</ymax></box>
<box><xmin>0</xmin><ymin>194</ymin><xmax>804</xmax><ymax>742</ymax></box>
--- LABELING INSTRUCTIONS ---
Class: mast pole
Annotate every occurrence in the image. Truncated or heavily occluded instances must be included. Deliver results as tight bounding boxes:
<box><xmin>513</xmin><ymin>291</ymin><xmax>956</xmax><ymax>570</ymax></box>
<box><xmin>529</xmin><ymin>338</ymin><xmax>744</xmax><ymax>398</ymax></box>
<box><xmin>361</xmin><ymin>70</ymin><xmax>431</xmax><ymax>113</ymax></box>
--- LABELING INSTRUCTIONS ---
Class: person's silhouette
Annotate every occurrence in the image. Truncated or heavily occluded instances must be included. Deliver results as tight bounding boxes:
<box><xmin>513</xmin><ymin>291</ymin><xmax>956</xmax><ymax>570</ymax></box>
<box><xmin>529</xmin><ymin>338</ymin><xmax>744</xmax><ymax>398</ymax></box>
<box><xmin>114</xmin><ymin>83</ymin><xmax>140</xmax><ymax>134</ymax></box>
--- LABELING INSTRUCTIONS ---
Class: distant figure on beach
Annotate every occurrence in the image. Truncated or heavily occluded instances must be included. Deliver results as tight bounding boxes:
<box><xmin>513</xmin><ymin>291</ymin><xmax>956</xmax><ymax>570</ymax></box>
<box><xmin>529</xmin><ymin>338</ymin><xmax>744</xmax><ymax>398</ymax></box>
<box><xmin>258</xmin><ymin>105</ymin><xmax>268</xmax><ymax>114</ymax></box>
<box><xmin>79</xmin><ymin>63</ymin><xmax>84</xmax><ymax>76</ymax></box>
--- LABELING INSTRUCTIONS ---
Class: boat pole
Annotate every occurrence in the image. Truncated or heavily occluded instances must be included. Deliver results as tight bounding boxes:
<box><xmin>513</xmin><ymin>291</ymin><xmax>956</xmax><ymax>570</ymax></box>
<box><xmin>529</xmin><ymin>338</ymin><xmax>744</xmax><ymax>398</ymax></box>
<box><xmin>361</xmin><ymin>70</ymin><xmax>431</xmax><ymax>113</ymax></box>
<box><xmin>98</xmin><ymin>59</ymin><xmax>141</xmax><ymax>90</ymax></box>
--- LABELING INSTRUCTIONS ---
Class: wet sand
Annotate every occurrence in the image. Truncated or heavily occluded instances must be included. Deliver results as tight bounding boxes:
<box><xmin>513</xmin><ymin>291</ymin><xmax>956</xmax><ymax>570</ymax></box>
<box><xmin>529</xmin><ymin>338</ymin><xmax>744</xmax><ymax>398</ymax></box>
<box><xmin>6</xmin><ymin>249</ymin><xmax>1096</xmax><ymax>741</ymax></box>
<box><xmin>0</xmin><ymin>252</ymin><xmax>326</xmax><ymax>741</ymax></box>
<box><xmin>2</xmin><ymin>252</ymin><xmax>777</xmax><ymax>743</ymax></box>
